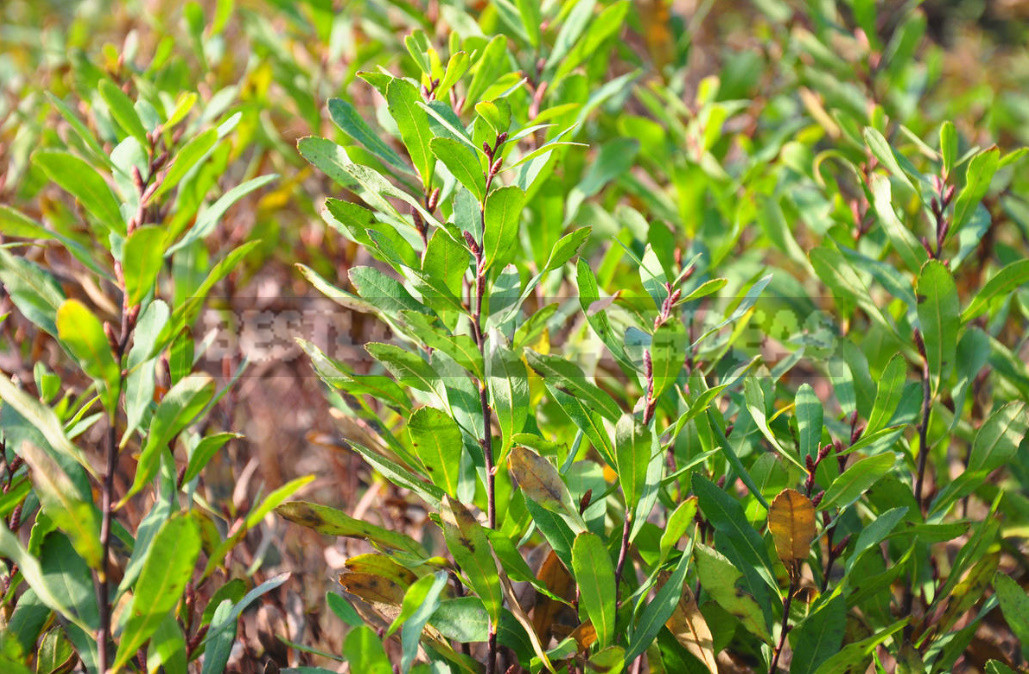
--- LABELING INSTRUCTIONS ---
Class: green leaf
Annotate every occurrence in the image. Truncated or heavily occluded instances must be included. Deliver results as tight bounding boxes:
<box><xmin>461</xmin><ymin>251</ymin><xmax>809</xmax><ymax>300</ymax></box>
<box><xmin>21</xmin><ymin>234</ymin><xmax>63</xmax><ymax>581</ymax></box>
<box><xmin>819</xmin><ymin>452</ymin><xmax>896</xmax><ymax>511</ymax></box>
<box><xmin>693</xmin><ymin>543</ymin><xmax>767</xmax><ymax>640</ymax></box>
<box><xmin>553</xmin><ymin>0</ymin><xmax>629</xmax><ymax>82</ymax></box>
<box><xmin>0</xmin><ymin>523</ymin><xmax>85</xmax><ymax>631</ymax></box>
<box><xmin>327</xmin><ymin>592</ymin><xmax>363</xmax><ymax>628</ymax></box>
<box><xmin>939</xmin><ymin>121</ymin><xmax>957</xmax><ymax>175</ymax></box>
<box><xmin>245</xmin><ymin>475</ymin><xmax>315</xmax><ymax>529</ymax></box>
<box><xmin>789</xmin><ymin>593</ymin><xmax>847</xmax><ymax>674</ymax></box>
<box><xmin>961</xmin><ymin>259</ymin><xmax>1029</xmax><ymax>322</ymax></box>
<box><xmin>547</xmin><ymin>0</ymin><xmax>597</xmax><ymax>73</ymax></box>
<box><xmin>99</xmin><ymin>79</ymin><xmax>149</xmax><ymax>146</ymax></box>
<box><xmin>202</xmin><ymin>574</ymin><xmax>291</xmax><ymax>674</ymax></box>
<box><xmin>744</xmin><ymin>377</ymin><xmax>805</xmax><ymax>470</ymax></box>
<box><xmin>483</xmin><ymin>185</ymin><xmax>526</xmax><ymax>270</ymax></box>
<box><xmin>18</xmin><ymin>442</ymin><xmax>102</xmax><ymax>570</ymax></box>
<box><xmin>56</xmin><ymin>299</ymin><xmax>121</xmax><ymax>413</ymax></box>
<box><xmin>812</xmin><ymin>620</ymin><xmax>907</xmax><ymax>674</ymax></box>
<box><xmin>967</xmin><ymin>402</ymin><xmax>1028</xmax><ymax>473</ymax></box>
<box><xmin>33</xmin><ymin>150</ymin><xmax>124</xmax><ymax>236</ymax></box>
<box><xmin>343</xmin><ymin>626</ymin><xmax>392</xmax><ymax>674</ymax></box>
<box><xmin>951</xmin><ymin>148</ymin><xmax>999</xmax><ymax>233</ymax></box>
<box><xmin>464</xmin><ymin>35</ymin><xmax>508</xmax><ymax>109</ymax></box>
<box><xmin>843</xmin><ymin>507</ymin><xmax>908</xmax><ymax>576</ymax></box>
<box><xmin>916</xmin><ymin>259</ymin><xmax>960</xmax><ymax>390</ymax></box>
<box><xmin>125</xmin><ymin>374</ymin><xmax>216</xmax><ymax>501</ymax></box>
<box><xmin>366</xmin><ymin>343</ymin><xmax>443</xmax><ymax>396</ymax></box>
<box><xmin>691</xmin><ymin>473</ymin><xmax>776</xmax><ymax>592</ymax></box>
<box><xmin>440</xmin><ymin>496</ymin><xmax>503</xmax><ymax>620</ymax></box>
<box><xmin>276</xmin><ymin>501</ymin><xmax>427</xmax><ymax>557</ymax></box>
<box><xmin>0</xmin><ymin>375</ymin><xmax>92</xmax><ymax>474</ymax></box>
<box><xmin>386</xmin><ymin>78</ymin><xmax>436</xmax><ymax>188</ymax></box>
<box><xmin>183</xmin><ymin>432</ymin><xmax>239</xmax><ymax>484</ymax></box>
<box><xmin>422</xmin><ymin>226</ymin><xmax>471</xmax><ymax>298</ymax></box>
<box><xmin>650</xmin><ymin>320</ymin><xmax>686</xmax><ymax>398</ymax></box>
<box><xmin>431</xmin><ymin>137</ymin><xmax>485</xmax><ymax>201</ymax></box>
<box><xmin>866</xmin><ymin>355</ymin><xmax>907</xmax><ymax>434</ymax></box>
<box><xmin>796</xmin><ymin>383</ymin><xmax>823</xmax><ymax>462</ymax></box>
<box><xmin>488</xmin><ymin>347</ymin><xmax>529</xmax><ymax>452</ymax></box>
<box><xmin>624</xmin><ymin>549</ymin><xmax>691</xmax><ymax>662</ymax></box>
<box><xmin>659</xmin><ymin>498</ymin><xmax>697</xmax><ymax>562</ymax></box>
<box><xmin>525</xmin><ymin>350</ymin><xmax>621</xmax><ymax>421</ymax></box>
<box><xmin>123</xmin><ymin>225</ymin><xmax>166</xmax><ymax>304</ymax></box>
<box><xmin>0</xmin><ymin>250</ymin><xmax>65</xmax><ymax>336</ymax></box>
<box><xmin>328</xmin><ymin>97</ymin><xmax>411</xmax><ymax>174</ymax></box>
<box><xmin>395</xmin><ymin>572</ymin><xmax>448</xmax><ymax>673</ymax></box>
<box><xmin>408</xmin><ymin>407</ymin><xmax>463</xmax><ymax>496</ymax></box>
<box><xmin>869</xmin><ymin>174</ymin><xmax>927</xmax><ymax>273</ymax></box>
<box><xmin>615</xmin><ymin>414</ymin><xmax>652</xmax><ymax>509</ymax></box>
<box><xmin>153</xmin><ymin>128</ymin><xmax>218</xmax><ymax>198</ymax></box>
<box><xmin>863</xmin><ymin>128</ymin><xmax>915</xmax><ymax>192</ymax></box>
<box><xmin>113</xmin><ymin>514</ymin><xmax>201</xmax><ymax>670</ymax></box>
<box><xmin>571</xmin><ymin>532</ymin><xmax>616</xmax><ymax>648</ymax></box>
<box><xmin>350</xmin><ymin>266</ymin><xmax>426</xmax><ymax>315</ymax></box>
<box><xmin>515</xmin><ymin>0</ymin><xmax>542</xmax><ymax>47</ymax></box>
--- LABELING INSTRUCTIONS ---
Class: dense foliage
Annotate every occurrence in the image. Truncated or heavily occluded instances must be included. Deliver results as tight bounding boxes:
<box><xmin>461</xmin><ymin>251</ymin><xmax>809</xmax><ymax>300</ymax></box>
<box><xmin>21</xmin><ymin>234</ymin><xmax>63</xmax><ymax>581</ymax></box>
<box><xmin>1</xmin><ymin>1</ymin><xmax>1028</xmax><ymax>673</ymax></box>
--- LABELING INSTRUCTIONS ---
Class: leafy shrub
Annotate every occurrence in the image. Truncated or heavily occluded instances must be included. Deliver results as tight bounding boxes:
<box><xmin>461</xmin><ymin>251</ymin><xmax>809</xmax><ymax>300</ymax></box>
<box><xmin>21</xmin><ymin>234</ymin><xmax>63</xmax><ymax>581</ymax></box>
<box><xmin>279</xmin><ymin>1</ymin><xmax>1029</xmax><ymax>674</ymax></box>
<box><xmin>0</xmin><ymin>1</ymin><xmax>1027</xmax><ymax>673</ymax></box>
<box><xmin>0</xmin><ymin>57</ymin><xmax>309</xmax><ymax>672</ymax></box>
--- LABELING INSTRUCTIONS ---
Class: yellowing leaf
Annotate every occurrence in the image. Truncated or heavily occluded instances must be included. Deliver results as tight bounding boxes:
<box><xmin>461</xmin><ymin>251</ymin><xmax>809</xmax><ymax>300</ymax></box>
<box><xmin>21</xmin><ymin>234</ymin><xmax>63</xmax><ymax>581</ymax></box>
<box><xmin>665</xmin><ymin>582</ymin><xmax>717</xmax><ymax>672</ymax></box>
<box><xmin>768</xmin><ymin>488</ymin><xmax>817</xmax><ymax>564</ymax></box>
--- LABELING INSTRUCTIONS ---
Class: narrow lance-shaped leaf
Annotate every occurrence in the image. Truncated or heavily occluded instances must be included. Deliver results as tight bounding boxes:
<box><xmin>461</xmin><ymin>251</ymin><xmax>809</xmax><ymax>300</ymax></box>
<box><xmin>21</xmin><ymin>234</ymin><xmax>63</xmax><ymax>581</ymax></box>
<box><xmin>440</xmin><ymin>496</ymin><xmax>503</xmax><ymax>620</ymax></box>
<box><xmin>98</xmin><ymin>79</ymin><xmax>149</xmax><ymax>146</ymax></box>
<box><xmin>624</xmin><ymin>550</ymin><xmax>691</xmax><ymax>662</ymax></box>
<box><xmin>19</xmin><ymin>442</ymin><xmax>102</xmax><ymax>570</ymax></box>
<box><xmin>124</xmin><ymin>374</ymin><xmax>215</xmax><ymax>501</ymax></box>
<box><xmin>407</xmin><ymin>406</ymin><xmax>463</xmax><ymax>496</ymax></box>
<box><xmin>789</xmin><ymin>593</ymin><xmax>847</xmax><ymax>674</ymax></box>
<box><xmin>796</xmin><ymin>384</ymin><xmax>823</xmax><ymax>462</ymax></box>
<box><xmin>386</xmin><ymin>78</ymin><xmax>436</xmax><ymax>188</ymax></box>
<box><xmin>122</xmin><ymin>225</ymin><xmax>166</xmax><ymax>305</ymax></box>
<box><xmin>961</xmin><ymin>259</ymin><xmax>1029</xmax><ymax>322</ymax></box>
<box><xmin>276</xmin><ymin>501</ymin><xmax>427</xmax><ymax>557</ymax></box>
<box><xmin>866</xmin><ymin>355</ymin><xmax>907</xmax><ymax>434</ymax></box>
<box><xmin>56</xmin><ymin>299</ymin><xmax>121</xmax><ymax>414</ymax></box>
<box><xmin>525</xmin><ymin>350</ymin><xmax>621</xmax><ymax>422</ymax></box>
<box><xmin>0</xmin><ymin>375</ymin><xmax>93</xmax><ymax>474</ymax></box>
<box><xmin>571</xmin><ymin>532</ymin><xmax>616</xmax><ymax>648</ymax></box>
<box><xmin>112</xmin><ymin>514</ymin><xmax>202</xmax><ymax>670</ymax></box>
<box><xmin>819</xmin><ymin>452</ymin><xmax>897</xmax><ymax>511</ymax></box>
<box><xmin>508</xmin><ymin>446</ymin><xmax>584</xmax><ymax>530</ymax></box>
<box><xmin>650</xmin><ymin>319</ymin><xmax>686</xmax><ymax>398</ymax></box>
<box><xmin>328</xmin><ymin>97</ymin><xmax>411</xmax><ymax>174</ymax></box>
<box><xmin>431</xmin><ymin>137</ymin><xmax>485</xmax><ymax>201</ymax></box>
<box><xmin>488</xmin><ymin>347</ymin><xmax>530</xmax><ymax>454</ymax></box>
<box><xmin>614</xmin><ymin>414</ymin><xmax>652</xmax><ymax>510</ymax></box>
<box><xmin>951</xmin><ymin>148</ymin><xmax>999</xmax><ymax>233</ymax></box>
<box><xmin>33</xmin><ymin>150</ymin><xmax>124</xmax><ymax>236</ymax></box>
<box><xmin>916</xmin><ymin>259</ymin><xmax>960</xmax><ymax>392</ymax></box>
<box><xmin>967</xmin><ymin>402</ymin><xmax>1028</xmax><ymax>473</ymax></box>
<box><xmin>482</xmin><ymin>185</ymin><xmax>526</xmax><ymax>270</ymax></box>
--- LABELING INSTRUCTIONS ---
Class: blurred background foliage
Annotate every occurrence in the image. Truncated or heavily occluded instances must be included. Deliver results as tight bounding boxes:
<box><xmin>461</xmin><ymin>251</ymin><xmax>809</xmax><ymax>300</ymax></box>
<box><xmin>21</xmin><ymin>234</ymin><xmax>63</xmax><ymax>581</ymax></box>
<box><xmin>3</xmin><ymin>0</ymin><xmax>1029</xmax><ymax>670</ymax></box>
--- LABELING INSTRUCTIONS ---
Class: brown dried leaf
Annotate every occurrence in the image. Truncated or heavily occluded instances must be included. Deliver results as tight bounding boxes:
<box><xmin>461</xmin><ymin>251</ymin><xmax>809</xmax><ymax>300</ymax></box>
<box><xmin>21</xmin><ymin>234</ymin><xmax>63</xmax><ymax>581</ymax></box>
<box><xmin>767</xmin><ymin>488</ymin><xmax>816</xmax><ymax>563</ymax></box>
<box><xmin>531</xmin><ymin>550</ymin><xmax>575</xmax><ymax>643</ymax></box>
